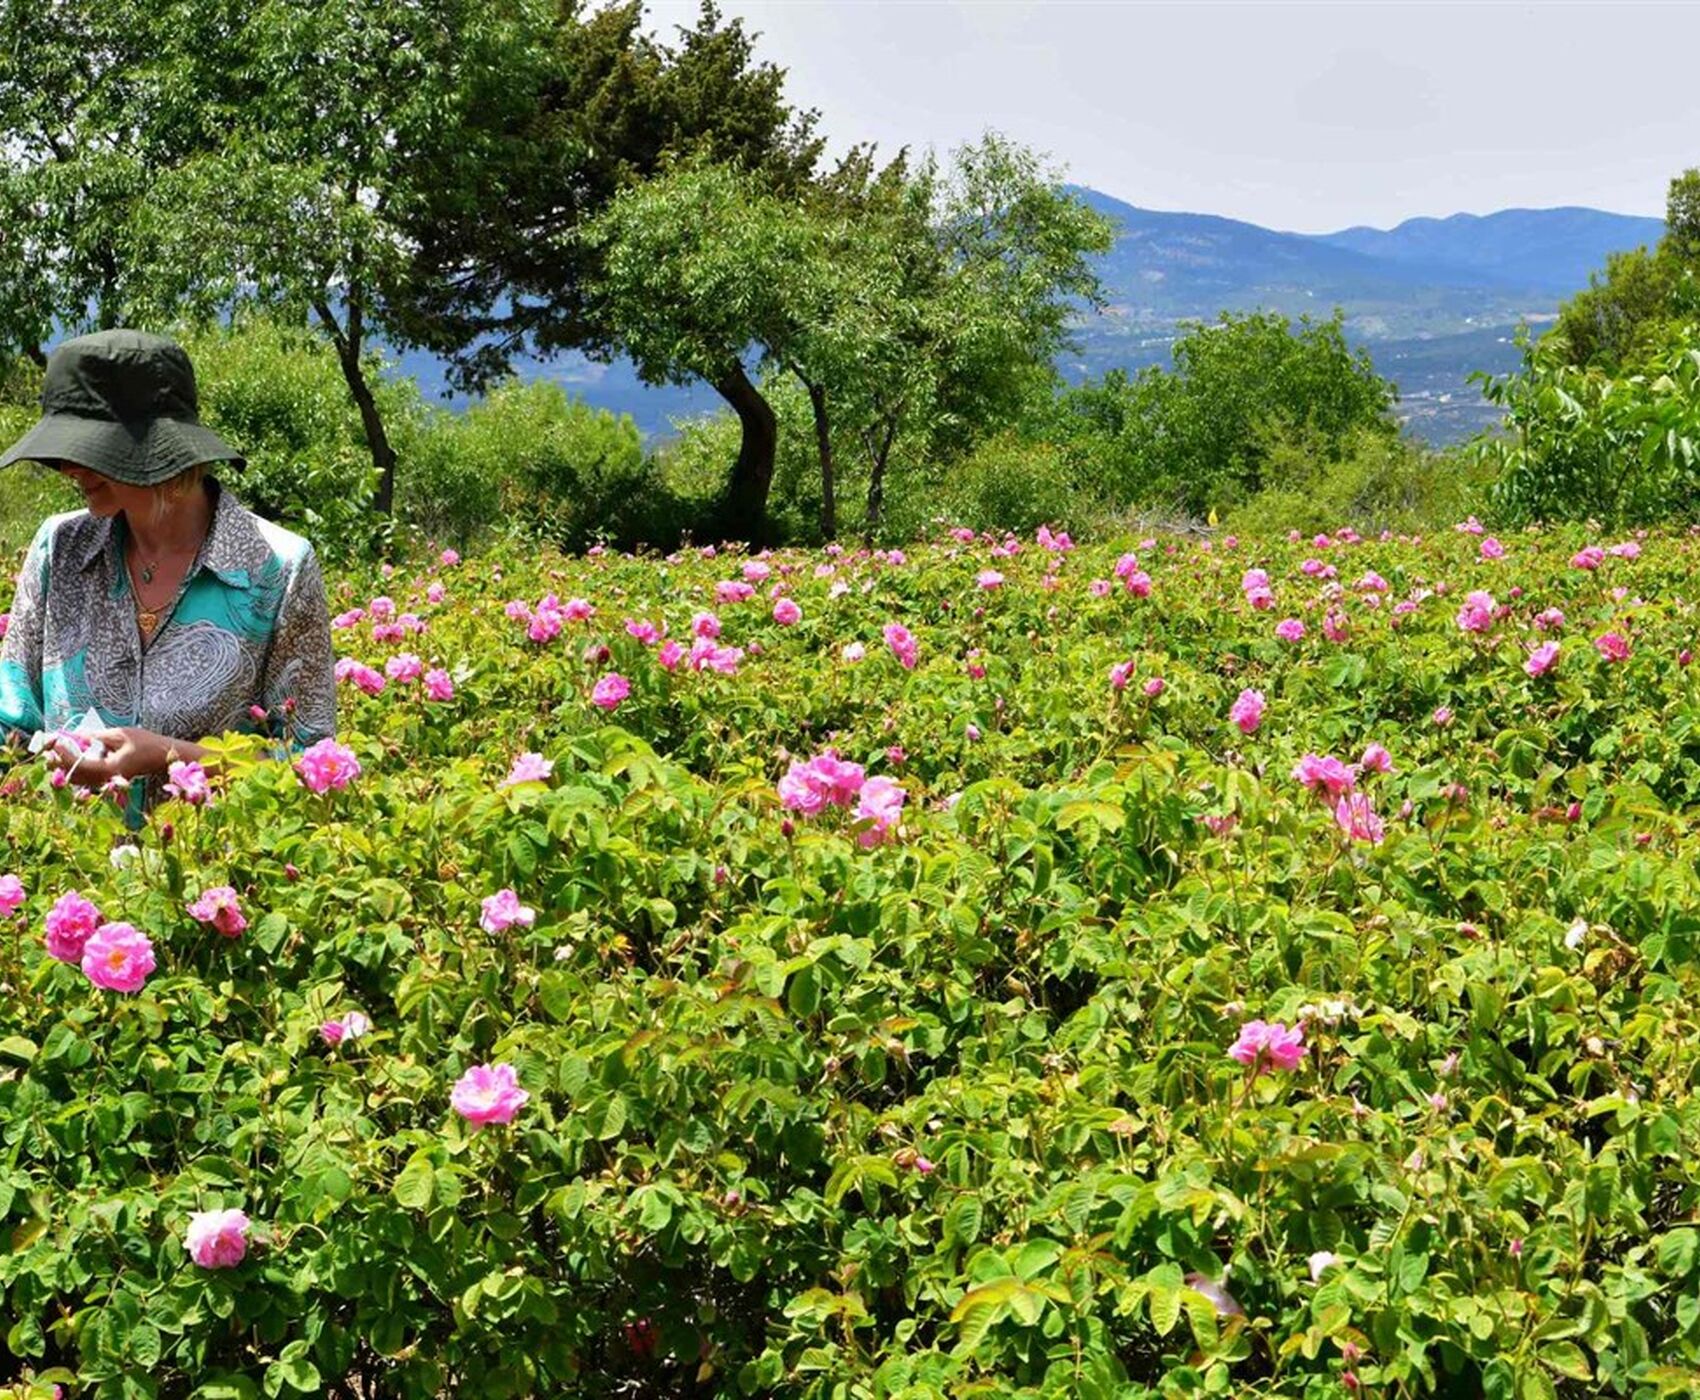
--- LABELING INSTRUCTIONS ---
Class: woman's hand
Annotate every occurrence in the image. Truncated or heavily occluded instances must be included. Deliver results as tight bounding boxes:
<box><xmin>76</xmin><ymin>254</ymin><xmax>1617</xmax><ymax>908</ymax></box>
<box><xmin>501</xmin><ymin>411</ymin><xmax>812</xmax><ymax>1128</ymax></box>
<box><xmin>45</xmin><ymin>727</ymin><xmax>204</xmax><ymax>788</ymax></box>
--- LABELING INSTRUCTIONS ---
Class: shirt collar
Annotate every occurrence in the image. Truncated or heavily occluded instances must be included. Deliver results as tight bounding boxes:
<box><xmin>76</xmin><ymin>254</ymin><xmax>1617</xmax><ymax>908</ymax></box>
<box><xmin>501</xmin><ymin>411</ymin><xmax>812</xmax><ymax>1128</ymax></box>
<box><xmin>74</xmin><ymin>478</ymin><xmax>269</xmax><ymax>590</ymax></box>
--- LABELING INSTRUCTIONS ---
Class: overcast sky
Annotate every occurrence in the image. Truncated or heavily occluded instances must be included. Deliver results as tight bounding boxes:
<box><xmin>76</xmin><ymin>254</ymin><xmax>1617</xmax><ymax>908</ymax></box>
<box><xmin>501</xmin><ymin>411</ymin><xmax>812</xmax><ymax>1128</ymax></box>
<box><xmin>644</xmin><ymin>0</ymin><xmax>1697</xmax><ymax>233</ymax></box>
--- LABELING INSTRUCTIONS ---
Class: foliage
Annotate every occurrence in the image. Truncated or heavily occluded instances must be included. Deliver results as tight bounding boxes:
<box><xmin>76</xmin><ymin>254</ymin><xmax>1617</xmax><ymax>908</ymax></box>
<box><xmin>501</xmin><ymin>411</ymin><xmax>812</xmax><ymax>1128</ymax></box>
<box><xmin>170</xmin><ymin>319</ymin><xmax>411</xmax><ymax>560</ymax></box>
<box><xmin>1223</xmin><ymin>426</ymin><xmax>1493</xmax><ymax>539</ymax></box>
<box><xmin>4</xmin><ymin>518</ymin><xmax>1700</xmax><ymax>1396</ymax></box>
<box><xmin>405</xmin><ymin>381</ymin><xmax>662</xmax><ymax>552</ymax></box>
<box><xmin>1545</xmin><ymin>168</ymin><xmax>1700</xmax><ymax>370</ymax></box>
<box><xmin>1060</xmin><ymin>311</ymin><xmax>1400</xmax><ymax>518</ymax></box>
<box><xmin>1477</xmin><ymin>323</ymin><xmax>1700</xmax><ymax>526</ymax></box>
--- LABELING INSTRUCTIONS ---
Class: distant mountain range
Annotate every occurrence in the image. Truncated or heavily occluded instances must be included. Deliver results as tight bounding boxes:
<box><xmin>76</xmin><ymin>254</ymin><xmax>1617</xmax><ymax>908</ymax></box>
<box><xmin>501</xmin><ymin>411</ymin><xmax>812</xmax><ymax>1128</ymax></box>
<box><xmin>394</xmin><ymin>192</ymin><xmax>1665</xmax><ymax>447</ymax></box>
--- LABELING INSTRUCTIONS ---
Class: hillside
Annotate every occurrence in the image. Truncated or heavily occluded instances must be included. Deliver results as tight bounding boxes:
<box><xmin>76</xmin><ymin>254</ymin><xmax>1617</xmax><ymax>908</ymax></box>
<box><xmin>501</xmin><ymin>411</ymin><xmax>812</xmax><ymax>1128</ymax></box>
<box><xmin>394</xmin><ymin>193</ymin><xmax>1663</xmax><ymax>447</ymax></box>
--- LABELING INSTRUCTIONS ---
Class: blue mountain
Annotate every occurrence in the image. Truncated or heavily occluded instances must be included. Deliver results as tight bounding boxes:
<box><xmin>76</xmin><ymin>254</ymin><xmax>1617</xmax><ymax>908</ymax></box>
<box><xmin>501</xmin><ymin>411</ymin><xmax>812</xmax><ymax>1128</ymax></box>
<box><xmin>391</xmin><ymin>190</ymin><xmax>1665</xmax><ymax>447</ymax></box>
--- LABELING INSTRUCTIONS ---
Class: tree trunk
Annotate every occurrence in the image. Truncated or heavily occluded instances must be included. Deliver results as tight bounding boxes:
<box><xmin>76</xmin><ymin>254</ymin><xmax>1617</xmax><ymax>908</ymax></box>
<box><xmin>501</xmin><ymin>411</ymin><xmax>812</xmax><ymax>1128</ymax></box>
<box><xmin>863</xmin><ymin>420</ymin><xmax>897</xmax><ymax>541</ymax></box>
<box><xmin>711</xmin><ymin>361</ymin><xmax>777</xmax><ymax>544</ymax></box>
<box><xmin>313</xmin><ymin>297</ymin><xmax>398</xmax><ymax>516</ymax></box>
<box><xmin>804</xmin><ymin>378</ymin><xmax>835</xmax><ymax>540</ymax></box>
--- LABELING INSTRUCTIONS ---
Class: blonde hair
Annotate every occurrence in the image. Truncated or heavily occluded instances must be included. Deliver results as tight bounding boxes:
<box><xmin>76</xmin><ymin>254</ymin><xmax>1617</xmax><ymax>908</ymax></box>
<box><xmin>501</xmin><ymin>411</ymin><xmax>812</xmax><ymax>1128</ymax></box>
<box><xmin>149</xmin><ymin>463</ymin><xmax>208</xmax><ymax>527</ymax></box>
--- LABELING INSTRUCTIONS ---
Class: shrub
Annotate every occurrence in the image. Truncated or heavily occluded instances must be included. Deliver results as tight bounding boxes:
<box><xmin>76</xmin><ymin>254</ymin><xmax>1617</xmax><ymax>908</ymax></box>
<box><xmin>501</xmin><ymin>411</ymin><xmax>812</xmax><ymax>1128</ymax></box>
<box><xmin>1225</xmin><ymin>424</ymin><xmax>1494</xmax><ymax>537</ymax></box>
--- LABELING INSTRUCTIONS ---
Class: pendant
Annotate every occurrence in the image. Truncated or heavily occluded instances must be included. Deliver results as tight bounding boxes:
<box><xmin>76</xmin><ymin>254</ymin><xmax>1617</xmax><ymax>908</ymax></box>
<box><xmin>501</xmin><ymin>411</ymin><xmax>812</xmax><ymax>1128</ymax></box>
<box><xmin>138</xmin><ymin>608</ymin><xmax>160</xmax><ymax>638</ymax></box>
<box><xmin>140</xmin><ymin>563</ymin><xmax>156</xmax><ymax>584</ymax></box>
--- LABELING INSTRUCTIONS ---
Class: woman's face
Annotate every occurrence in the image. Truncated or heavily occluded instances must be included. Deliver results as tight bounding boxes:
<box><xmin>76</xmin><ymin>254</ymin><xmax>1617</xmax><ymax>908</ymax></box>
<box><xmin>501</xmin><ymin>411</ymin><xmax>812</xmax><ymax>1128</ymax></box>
<box><xmin>55</xmin><ymin>463</ymin><xmax>155</xmax><ymax>520</ymax></box>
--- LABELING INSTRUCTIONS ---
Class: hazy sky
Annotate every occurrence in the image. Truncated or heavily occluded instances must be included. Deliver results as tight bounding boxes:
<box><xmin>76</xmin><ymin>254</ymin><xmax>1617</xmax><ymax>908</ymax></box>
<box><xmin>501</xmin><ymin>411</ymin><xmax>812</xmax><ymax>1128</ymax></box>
<box><xmin>644</xmin><ymin>0</ymin><xmax>1697</xmax><ymax>233</ymax></box>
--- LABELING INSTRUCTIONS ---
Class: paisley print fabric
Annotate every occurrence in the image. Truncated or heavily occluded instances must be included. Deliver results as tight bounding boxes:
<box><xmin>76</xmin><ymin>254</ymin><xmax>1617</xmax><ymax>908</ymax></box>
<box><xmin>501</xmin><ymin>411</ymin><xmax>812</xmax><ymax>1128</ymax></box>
<box><xmin>0</xmin><ymin>478</ymin><xmax>336</xmax><ymax>823</ymax></box>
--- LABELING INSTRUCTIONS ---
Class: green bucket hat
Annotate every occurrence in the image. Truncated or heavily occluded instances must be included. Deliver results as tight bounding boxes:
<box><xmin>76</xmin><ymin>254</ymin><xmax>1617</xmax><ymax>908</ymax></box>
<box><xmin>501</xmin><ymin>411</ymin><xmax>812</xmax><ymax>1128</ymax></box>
<box><xmin>0</xmin><ymin>329</ymin><xmax>244</xmax><ymax>485</ymax></box>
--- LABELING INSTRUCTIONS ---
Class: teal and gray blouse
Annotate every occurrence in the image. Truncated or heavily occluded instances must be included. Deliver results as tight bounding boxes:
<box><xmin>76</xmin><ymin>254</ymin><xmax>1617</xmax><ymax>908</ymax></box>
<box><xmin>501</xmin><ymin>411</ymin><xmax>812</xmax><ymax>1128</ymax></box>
<box><xmin>0</xmin><ymin>479</ymin><xmax>336</xmax><ymax>815</ymax></box>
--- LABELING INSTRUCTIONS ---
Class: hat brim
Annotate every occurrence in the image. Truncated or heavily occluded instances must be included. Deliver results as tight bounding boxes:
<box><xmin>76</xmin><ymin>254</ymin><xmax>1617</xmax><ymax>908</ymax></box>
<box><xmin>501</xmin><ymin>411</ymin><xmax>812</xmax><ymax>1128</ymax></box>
<box><xmin>0</xmin><ymin>413</ymin><xmax>244</xmax><ymax>484</ymax></box>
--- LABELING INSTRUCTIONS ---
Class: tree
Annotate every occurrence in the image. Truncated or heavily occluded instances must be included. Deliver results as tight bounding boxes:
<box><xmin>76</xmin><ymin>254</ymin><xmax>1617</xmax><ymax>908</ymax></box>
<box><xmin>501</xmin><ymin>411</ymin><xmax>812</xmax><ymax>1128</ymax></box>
<box><xmin>0</xmin><ymin>0</ymin><xmax>192</xmax><ymax>360</ymax></box>
<box><xmin>130</xmin><ymin>0</ymin><xmax>554</xmax><ymax>517</ymax></box>
<box><xmin>1546</xmin><ymin>166</ymin><xmax>1700</xmax><ymax>369</ymax></box>
<box><xmin>1061</xmin><ymin>310</ymin><xmax>1398</xmax><ymax>516</ymax></box>
<box><xmin>388</xmin><ymin>1</ymin><xmax>824</xmax><ymax>538</ymax></box>
<box><xmin>584</xmin><ymin>163</ymin><xmax>819</xmax><ymax>542</ymax></box>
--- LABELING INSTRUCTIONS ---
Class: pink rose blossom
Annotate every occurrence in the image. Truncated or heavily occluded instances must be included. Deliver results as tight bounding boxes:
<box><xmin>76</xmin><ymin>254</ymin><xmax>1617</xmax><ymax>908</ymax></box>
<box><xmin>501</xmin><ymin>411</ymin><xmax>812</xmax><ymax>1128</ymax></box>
<box><xmin>1228</xmin><ymin>1018</ymin><xmax>1305</xmax><ymax>1074</ymax></box>
<box><xmin>385</xmin><ymin>653</ymin><xmax>424</xmax><ymax>683</ymax></box>
<box><xmin>1433</xmin><ymin>706</ymin><xmax>1454</xmax><ymax>728</ymax></box>
<box><xmin>1229</xmin><ymin>688</ymin><xmax>1265</xmax><ymax>734</ymax></box>
<box><xmin>0</xmin><ymin>873</ymin><xmax>24</xmax><ymax>916</ymax></box>
<box><xmin>692</xmin><ymin>610</ymin><xmax>721</xmax><ymax>640</ymax></box>
<box><xmin>320</xmin><ymin>1011</ymin><xmax>371</xmax><ymax>1046</ymax></box>
<box><xmin>772</xmin><ymin>597</ymin><xmax>802</xmax><ymax>626</ymax></box>
<box><xmin>296</xmin><ymin>739</ymin><xmax>362</xmax><ymax>794</ymax></box>
<box><xmin>1456</xmin><ymin>590</ymin><xmax>1496</xmax><ymax>634</ymax></box>
<box><xmin>368</xmin><ymin>596</ymin><xmax>396</xmax><ymax>622</ymax></box>
<box><xmin>1274</xmin><ymin>617</ymin><xmax>1306</xmax><ymax>642</ymax></box>
<box><xmin>884</xmin><ymin>623</ymin><xmax>918</xmax><ymax>669</ymax></box>
<box><xmin>1143</xmin><ymin>676</ymin><xmax>1165</xmax><ymax>698</ymax></box>
<box><xmin>451</xmin><ymin>1062</ymin><xmax>529</xmax><ymax>1127</ymax></box>
<box><xmin>81</xmin><ymin>921</ymin><xmax>156</xmax><ymax>993</ymax></box>
<box><xmin>164</xmin><ymin>760</ymin><xmax>212</xmax><ymax>805</ymax></box>
<box><xmin>336</xmin><ymin>658</ymin><xmax>386</xmax><ymax>695</ymax></box>
<box><xmin>1571</xmin><ymin>546</ymin><xmax>1605</xmax><ymax>570</ymax></box>
<box><xmin>590</xmin><ymin>673</ymin><xmax>631</xmax><ymax>710</ymax></box>
<box><xmin>657</xmin><ymin>639</ymin><xmax>686</xmax><ymax>671</ymax></box>
<box><xmin>1360</xmin><ymin>742</ymin><xmax>1394</xmax><ymax>773</ymax></box>
<box><xmin>187</xmin><ymin>886</ymin><xmax>247</xmax><ymax>938</ymax></box>
<box><xmin>1526</xmin><ymin>641</ymin><xmax>1560</xmax><ymax>677</ymax></box>
<box><xmin>1109</xmin><ymin>660</ymin><xmax>1135</xmax><ymax>691</ymax></box>
<box><xmin>185</xmin><ymin>1208</ymin><xmax>250</xmax><ymax>1268</ymax></box>
<box><xmin>840</xmin><ymin>641</ymin><xmax>865</xmax><ymax>664</ymax></box>
<box><xmin>480</xmin><ymin>888</ymin><xmax>536</xmax><ymax>934</ymax></box>
<box><xmin>852</xmin><ymin>776</ymin><xmax>906</xmax><ymax>847</ymax></box>
<box><xmin>1334</xmin><ymin>792</ymin><xmax>1386</xmax><ymax>844</ymax></box>
<box><xmin>1123</xmin><ymin>570</ymin><xmax>1153</xmax><ymax>598</ymax></box>
<box><xmin>44</xmin><ymin>890</ymin><xmax>102</xmax><ymax>963</ymax></box>
<box><xmin>1292</xmin><ymin>753</ymin><xmax>1356</xmax><ymax>797</ymax></box>
<box><xmin>501</xmin><ymin>752</ymin><xmax>552</xmax><ymax>788</ymax></box>
<box><xmin>1595</xmin><ymin>631</ymin><xmax>1631</xmax><ymax>662</ymax></box>
<box><xmin>715</xmin><ymin>580</ymin><xmax>756</xmax><ymax>604</ymax></box>
<box><xmin>1479</xmin><ymin>537</ymin><xmax>1505</xmax><ymax>560</ymax></box>
<box><xmin>426</xmin><ymin>582</ymin><xmax>446</xmax><ymax>604</ymax></box>
<box><xmin>423</xmin><ymin>668</ymin><xmax>455</xmax><ymax>702</ymax></box>
<box><xmin>976</xmin><ymin>569</ymin><xmax>1004</xmax><ymax>590</ymax></box>
<box><xmin>625</xmin><ymin>618</ymin><xmax>661</xmax><ymax>645</ymax></box>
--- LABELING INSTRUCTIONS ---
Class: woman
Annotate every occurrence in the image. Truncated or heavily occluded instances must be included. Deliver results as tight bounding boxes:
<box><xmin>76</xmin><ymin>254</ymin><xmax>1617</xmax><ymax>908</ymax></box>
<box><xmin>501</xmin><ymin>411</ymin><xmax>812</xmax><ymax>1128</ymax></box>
<box><xmin>0</xmin><ymin>329</ymin><xmax>336</xmax><ymax>822</ymax></box>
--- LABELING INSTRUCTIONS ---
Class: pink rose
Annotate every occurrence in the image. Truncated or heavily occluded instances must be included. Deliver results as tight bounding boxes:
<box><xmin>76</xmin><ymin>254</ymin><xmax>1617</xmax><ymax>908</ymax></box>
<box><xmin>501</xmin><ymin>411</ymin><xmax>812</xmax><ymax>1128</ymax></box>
<box><xmin>451</xmin><ymin>1062</ymin><xmax>529</xmax><ymax>1128</ymax></box>
<box><xmin>501</xmin><ymin>752</ymin><xmax>552</xmax><ymax>788</ymax></box>
<box><xmin>772</xmin><ymin>597</ymin><xmax>802</xmax><ymax>627</ymax></box>
<box><xmin>480</xmin><ymin>888</ymin><xmax>535</xmax><ymax>934</ymax></box>
<box><xmin>1229</xmin><ymin>688</ymin><xmax>1265</xmax><ymax>734</ymax></box>
<box><xmin>1227</xmin><ymin>1018</ymin><xmax>1305</xmax><ymax>1075</ymax></box>
<box><xmin>44</xmin><ymin>891</ymin><xmax>102</xmax><ymax>963</ymax></box>
<box><xmin>81</xmin><ymin>921</ymin><xmax>156</xmax><ymax>993</ymax></box>
<box><xmin>0</xmin><ymin>873</ymin><xmax>24</xmax><ymax>916</ymax></box>
<box><xmin>185</xmin><ymin>1208</ymin><xmax>250</xmax><ymax>1268</ymax></box>
<box><xmin>295</xmin><ymin>738</ymin><xmax>362</xmax><ymax>794</ymax></box>
<box><xmin>423</xmin><ymin>668</ymin><xmax>455</xmax><ymax>702</ymax></box>
<box><xmin>590</xmin><ymin>673</ymin><xmax>631</xmax><ymax>710</ymax></box>
<box><xmin>187</xmin><ymin>886</ymin><xmax>247</xmax><ymax>938</ymax></box>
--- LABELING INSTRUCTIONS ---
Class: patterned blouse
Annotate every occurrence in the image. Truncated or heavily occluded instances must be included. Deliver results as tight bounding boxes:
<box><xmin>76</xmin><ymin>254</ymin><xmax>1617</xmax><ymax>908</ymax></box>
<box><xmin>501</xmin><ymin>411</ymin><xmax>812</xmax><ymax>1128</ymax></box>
<box><xmin>0</xmin><ymin>478</ymin><xmax>336</xmax><ymax>819</ymax></box>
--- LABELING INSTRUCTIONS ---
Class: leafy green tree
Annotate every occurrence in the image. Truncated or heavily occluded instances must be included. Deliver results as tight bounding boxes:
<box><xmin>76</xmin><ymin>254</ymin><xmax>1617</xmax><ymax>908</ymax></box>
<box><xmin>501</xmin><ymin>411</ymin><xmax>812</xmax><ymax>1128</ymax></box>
<box><xmin>130</xmin><ymin>0</ymin><xmax>554</xmax><ymax>517</ymax></box>
<box><xmin>0</xmin><ymin>0</ymin><xmax>192</xmax><ymax>359</ymax></box>
<box><xmin>1547</xmin><ymin>167</ymin><xmax>1699</xmax><ymax>368</ymax></box>
<box><xmin>389</xmin><ymin>0</ymin><xmax>823</xmax><ymax>538</ymax></box>
<box><xmin>1061</xmin><ymin>310</ymin><xmax>1398</xmax><ymax>517</ymax></box>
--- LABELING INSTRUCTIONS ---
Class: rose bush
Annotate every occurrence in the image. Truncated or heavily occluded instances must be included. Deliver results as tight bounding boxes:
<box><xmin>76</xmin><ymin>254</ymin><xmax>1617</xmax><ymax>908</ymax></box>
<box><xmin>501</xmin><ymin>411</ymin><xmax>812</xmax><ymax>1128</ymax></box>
<box><xmin>1</xmin><ymin>522</ymin><xmax>1699</xmax><ymax>1397</ymax></box>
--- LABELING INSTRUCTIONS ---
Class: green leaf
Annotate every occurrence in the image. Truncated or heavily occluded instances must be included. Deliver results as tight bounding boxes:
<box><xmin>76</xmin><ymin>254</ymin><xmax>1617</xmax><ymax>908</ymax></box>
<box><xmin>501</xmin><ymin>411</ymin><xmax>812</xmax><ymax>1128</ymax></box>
<box><xmin>0</xmin><ymin>1035</ymin><xmax>38</xmax><ymax>1065</ymax></box>
<box><xmin>950</xmin><ymin>1277</ymin><xmax>1019</xmax><ymax>1352</ymax></box>
<box><xmin>1540</xmin><ymin>1341</ymin><xmax>1592</xmax><ymax>1382</ymax></box>
<box><xmin>392</xmin><ymin>1154</ymin><xmax>435</xmax><ymax>1211</ymax></box>
<box><xmin>263</xmin><ymin>1357</ymin><xmax>321</xmax><ymax>1396</ymax></box>
<box><xmin>1658</xmin><ymin>1228</ymin><xmax>1698</xmax><ymax>1278</ymax></box>
<box><xmin>945</xmin><ymin>1195</ymin><xmax>983</xmax><ymax>1247</ymax></box>
<box><xmin>1148</xmin><ymin>1284</ymin><xmax>1181</xmax><ymax>1337</ymax></box>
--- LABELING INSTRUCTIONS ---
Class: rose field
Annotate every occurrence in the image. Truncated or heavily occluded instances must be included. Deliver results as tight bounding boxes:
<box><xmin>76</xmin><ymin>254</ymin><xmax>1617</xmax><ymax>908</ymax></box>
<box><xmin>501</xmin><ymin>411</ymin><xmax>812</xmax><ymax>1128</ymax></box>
<box><xmin>4</xmin><ymin>521</ymin><xmax>1700</xmax><ymax>1400</ymax></box>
